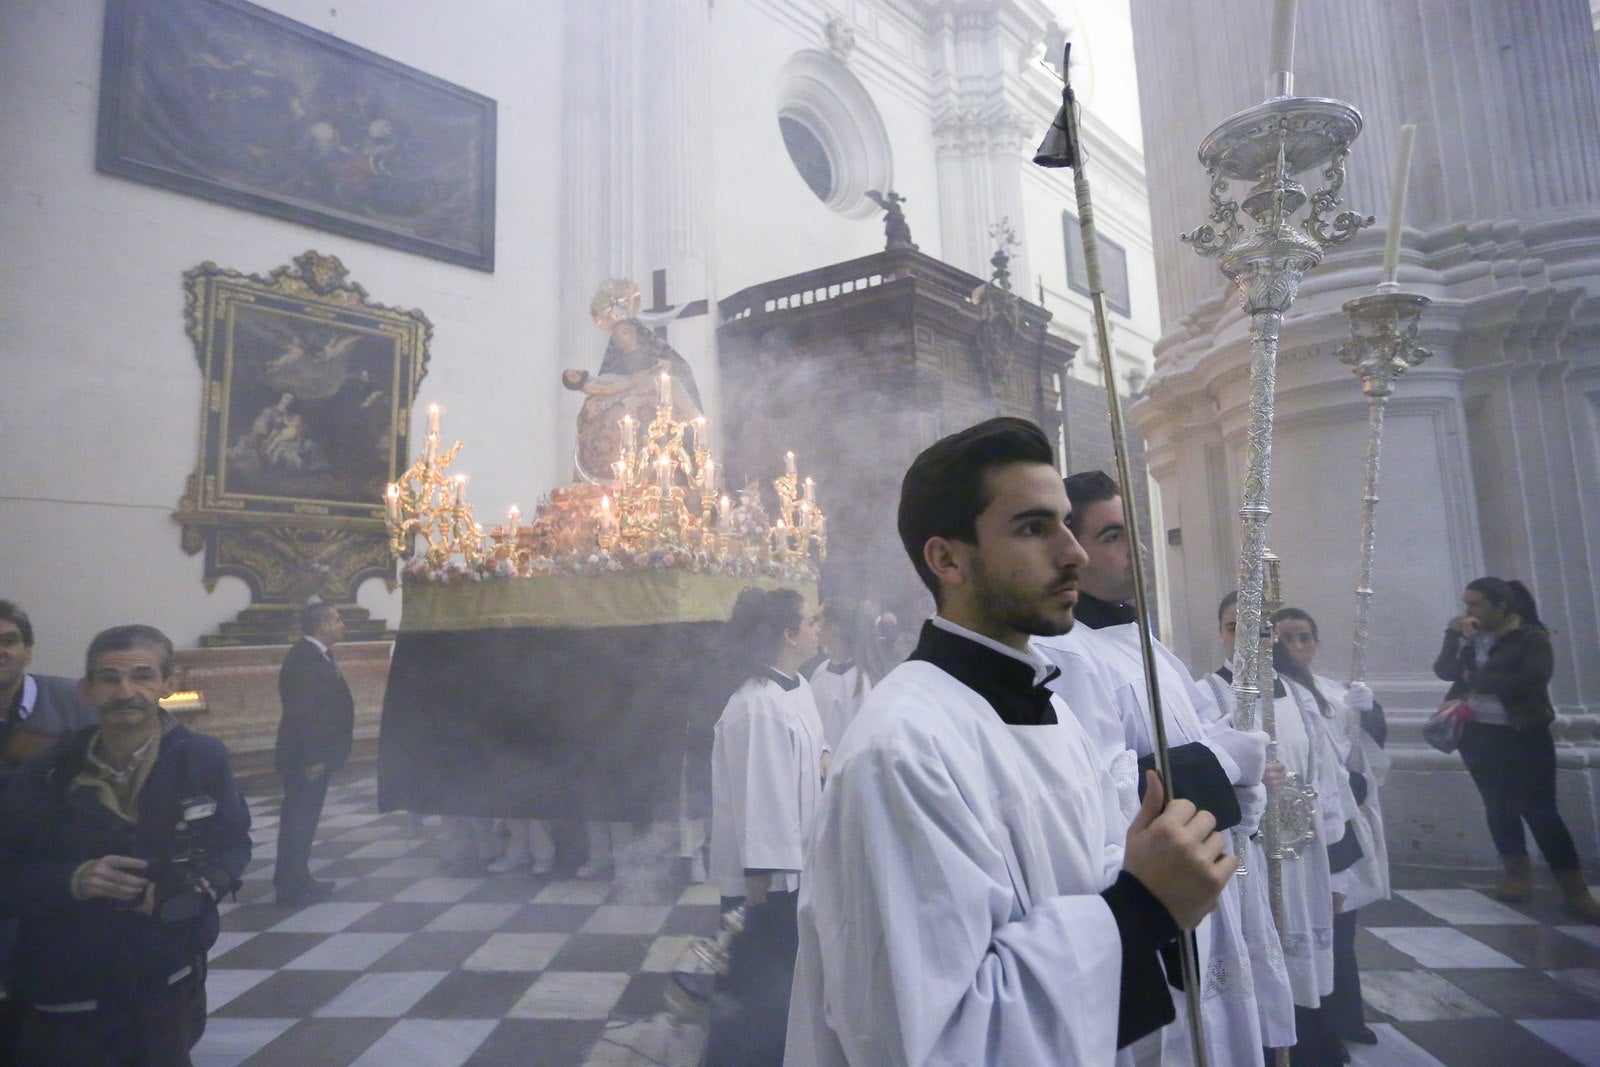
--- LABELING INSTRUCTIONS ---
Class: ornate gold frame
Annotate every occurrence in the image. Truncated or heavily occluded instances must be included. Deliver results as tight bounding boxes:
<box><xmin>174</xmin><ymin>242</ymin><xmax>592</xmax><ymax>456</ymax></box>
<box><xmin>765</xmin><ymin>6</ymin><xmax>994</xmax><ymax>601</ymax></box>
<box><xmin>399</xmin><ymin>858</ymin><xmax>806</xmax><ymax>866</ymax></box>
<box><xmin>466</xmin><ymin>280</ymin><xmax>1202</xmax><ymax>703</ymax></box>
<box><xmin>177</xmin><ymin>251</ymin><xmax>431</xmax><ymax>612</ymax></box>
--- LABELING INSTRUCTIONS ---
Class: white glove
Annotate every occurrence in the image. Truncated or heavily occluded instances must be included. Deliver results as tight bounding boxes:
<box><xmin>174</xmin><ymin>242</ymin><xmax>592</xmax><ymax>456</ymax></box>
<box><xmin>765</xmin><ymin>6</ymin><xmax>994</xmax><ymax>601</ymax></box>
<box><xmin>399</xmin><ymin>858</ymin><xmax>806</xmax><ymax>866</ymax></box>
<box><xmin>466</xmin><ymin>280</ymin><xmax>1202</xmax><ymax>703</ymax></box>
<box><xmin>1234</xmin><ymin>783</ymin><xmax>1266</xmax><ymax>837</ymax></box>
<box><xmin>1204</xmin><ymin>728</ymin><xmax>1270</xmax><ymax>787</ymax></box>
<box><xmin>1344</xmin><ymin>681</ymin><xmax>1375</xmax><ymax>712</ymax></box>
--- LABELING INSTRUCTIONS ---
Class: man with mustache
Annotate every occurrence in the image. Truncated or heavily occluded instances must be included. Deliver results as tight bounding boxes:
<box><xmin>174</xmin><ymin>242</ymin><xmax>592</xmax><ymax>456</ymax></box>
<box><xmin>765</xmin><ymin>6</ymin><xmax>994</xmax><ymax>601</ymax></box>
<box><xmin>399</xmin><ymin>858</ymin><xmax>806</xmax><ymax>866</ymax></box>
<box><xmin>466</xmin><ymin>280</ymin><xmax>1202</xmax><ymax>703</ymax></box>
<box><xmin>0</xmin><ymin>625</ymin><xmax>251</xmax><ymax>1066</ymax></box>
<box><xmin>786</xmin><ymin>418</ymin><xmax>1234</xmax><ymax>1066</ymax></box>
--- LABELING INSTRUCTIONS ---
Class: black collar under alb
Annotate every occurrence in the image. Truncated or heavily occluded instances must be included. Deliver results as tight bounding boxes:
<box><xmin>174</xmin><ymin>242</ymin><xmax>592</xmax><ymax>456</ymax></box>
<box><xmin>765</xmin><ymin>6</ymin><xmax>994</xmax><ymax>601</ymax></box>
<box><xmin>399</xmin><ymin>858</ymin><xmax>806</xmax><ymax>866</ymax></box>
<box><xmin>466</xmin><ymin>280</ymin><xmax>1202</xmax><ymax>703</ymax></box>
<box><xmin>908</xmin><ymin>621</ymin><xmax>1060</xmax><ymax>726</ymax></box>
<box><xmin>759</xmin><ymin>666</ymin><xmax>800</xmax><ymax>693</ymax></box>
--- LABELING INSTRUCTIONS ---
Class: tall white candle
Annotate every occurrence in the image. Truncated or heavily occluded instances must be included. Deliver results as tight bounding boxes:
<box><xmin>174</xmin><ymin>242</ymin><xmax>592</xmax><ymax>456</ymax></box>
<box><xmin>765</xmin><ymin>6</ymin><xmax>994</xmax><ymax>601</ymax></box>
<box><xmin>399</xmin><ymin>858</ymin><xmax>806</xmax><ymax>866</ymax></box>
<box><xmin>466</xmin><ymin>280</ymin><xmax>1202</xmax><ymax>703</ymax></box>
<box><xmin>1268</xmin><ymin>0</ymin><xmax>1298</xmax><ymax>80</ymax></box>
<box><xmin>719</xmin><ymin>494</ymin><xmax>731</xmax><ymax>529</ymax></box>
<box><xmin>428</xmin><ymin>403</ymin><xmax>440</xmax><ymax>437</ymax></box>
<box><xmin>692</xmin><ymin>416</ymin><xmax>707</xmax><ymax>453</ymax></box>
<box><xmin>425</xmin><ymin>430</ymin><xmax>439</xmax><ymax>465</ymax></box>
<box><xmin>1382</xmin><ymin>123</ymin><xmax>1417</xmax><ymax>285</ymax></box>
<box><xmin>785</xmin><ymin>451</ymin><xmax>797</xmax><ymax>479</ymax></box>
<box><xmin>507</xmin><ymin>504</ymin><xmax>520</xmax><ymax>535</ymax></box>
<box><xmin>659</xmin><ymin>371</ymin><xmax>672</xmax><ymax>406</ymax></box>
<box><xmin>621</xmin><ymin>414</ymin><xmax>635</xmax><ymax>453</ymax></box>
<box><xmin>804</xmin><ymin>476</ymin><xmax>815</xmax><ymax>504</ymax></box>
<box><xmin>385</xmin><ymin>483</ymin><xmax>400</xmax><ymax>523</ymax></box>
<box><xmin>703</xmin><ymin>456</ymin><xmax>717</xmax><ymax>494</ymax></box>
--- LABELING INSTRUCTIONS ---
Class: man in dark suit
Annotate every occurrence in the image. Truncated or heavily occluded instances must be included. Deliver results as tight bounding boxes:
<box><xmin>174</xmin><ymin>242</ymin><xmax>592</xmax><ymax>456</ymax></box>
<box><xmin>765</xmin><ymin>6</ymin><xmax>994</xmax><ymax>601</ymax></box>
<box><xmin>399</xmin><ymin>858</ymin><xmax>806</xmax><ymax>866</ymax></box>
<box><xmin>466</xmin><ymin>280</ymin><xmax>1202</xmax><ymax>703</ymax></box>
<box><xmin>273</xmin><ymin>602</ymin><xmax>353</xmax><ymax>907</ymax></box>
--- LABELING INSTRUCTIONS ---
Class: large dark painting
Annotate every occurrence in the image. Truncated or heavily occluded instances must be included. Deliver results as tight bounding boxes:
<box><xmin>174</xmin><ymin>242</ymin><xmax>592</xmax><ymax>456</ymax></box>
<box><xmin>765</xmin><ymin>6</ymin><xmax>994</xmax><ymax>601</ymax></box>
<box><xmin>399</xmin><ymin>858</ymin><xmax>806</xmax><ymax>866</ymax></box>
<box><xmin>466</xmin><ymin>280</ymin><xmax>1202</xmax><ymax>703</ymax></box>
<box><xmin>97</xmin><ymin>0</ymin><xmax>497</xmax><ymax>271</ymax></box>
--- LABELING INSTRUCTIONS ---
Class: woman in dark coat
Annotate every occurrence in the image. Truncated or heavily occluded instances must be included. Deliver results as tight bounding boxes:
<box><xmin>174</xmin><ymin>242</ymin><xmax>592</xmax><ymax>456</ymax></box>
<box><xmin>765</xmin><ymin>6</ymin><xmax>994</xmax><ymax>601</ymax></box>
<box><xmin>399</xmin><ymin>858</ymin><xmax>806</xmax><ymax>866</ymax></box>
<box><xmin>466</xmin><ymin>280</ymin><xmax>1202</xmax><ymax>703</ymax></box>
<box><xmin>1434</xmin><ymin>577</ymin><xmax>1600</xmax><ymax>922</ymax></box>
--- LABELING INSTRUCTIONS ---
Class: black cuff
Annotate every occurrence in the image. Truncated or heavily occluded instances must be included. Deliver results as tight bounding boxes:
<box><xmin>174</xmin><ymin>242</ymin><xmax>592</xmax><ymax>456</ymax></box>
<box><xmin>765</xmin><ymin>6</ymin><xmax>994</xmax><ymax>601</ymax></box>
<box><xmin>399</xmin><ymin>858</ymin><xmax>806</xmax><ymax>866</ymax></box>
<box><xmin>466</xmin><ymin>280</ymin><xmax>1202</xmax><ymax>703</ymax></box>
<box><xmin>1102</xmin><ymin>871</ymin><xmax>1179</xmax><ymax>1047</ymax></box>
<box><xmin>1137</xmin><ymin>742</ymin><xmax>1242</xmax><ymax>832</ymax></box>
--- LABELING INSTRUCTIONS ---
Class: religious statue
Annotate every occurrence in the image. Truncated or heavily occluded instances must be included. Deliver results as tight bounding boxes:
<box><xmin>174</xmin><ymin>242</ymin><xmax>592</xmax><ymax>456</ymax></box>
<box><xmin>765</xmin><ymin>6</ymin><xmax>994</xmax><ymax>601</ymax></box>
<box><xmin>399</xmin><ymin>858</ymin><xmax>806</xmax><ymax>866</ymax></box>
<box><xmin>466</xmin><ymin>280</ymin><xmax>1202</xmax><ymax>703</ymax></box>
<box><xmin>866</xmin><ymin>189</ymin><xmax>917</xmax><ymax>251</ymax></box>
<box><xmin>563</xmin><ymin>279</ymin><xmax>705</xmax><ymax>482</ymax></box>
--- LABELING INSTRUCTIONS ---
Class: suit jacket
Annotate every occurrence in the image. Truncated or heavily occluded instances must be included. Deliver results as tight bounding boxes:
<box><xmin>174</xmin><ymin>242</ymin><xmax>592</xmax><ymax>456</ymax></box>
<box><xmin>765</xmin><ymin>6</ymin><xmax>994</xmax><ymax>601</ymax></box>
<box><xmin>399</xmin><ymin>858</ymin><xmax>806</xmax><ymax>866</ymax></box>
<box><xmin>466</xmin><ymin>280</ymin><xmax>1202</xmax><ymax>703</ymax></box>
<box><xmin>275</xmin><ymin>639</ymin><xmax>355</xmax><ymax>775</ymax></box>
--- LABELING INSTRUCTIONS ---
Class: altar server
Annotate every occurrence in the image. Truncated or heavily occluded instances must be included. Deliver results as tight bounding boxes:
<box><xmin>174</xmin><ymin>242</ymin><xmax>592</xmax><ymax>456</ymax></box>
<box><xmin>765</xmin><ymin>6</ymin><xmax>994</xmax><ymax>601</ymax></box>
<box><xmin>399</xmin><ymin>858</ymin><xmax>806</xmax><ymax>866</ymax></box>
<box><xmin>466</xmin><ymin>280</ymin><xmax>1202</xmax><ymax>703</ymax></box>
<box><xmin>1036</xmin><ymin>470</ymin><xmax>1281</xmax><ymax>1067</ymax></box>
<box><xmin>808</xmin><ymin>597</ymin><xmax>887</xmax><ymax>750</ymax></box>
<box><xmin>707</xmin><ymin>587</ymin><xmax>827</xmax><ymax>1066</ymax></box>
<box><xmin>1273</xmin><ymin>607</ymin><xmax>1389</xmax><ymax>1051</ymax></box>
<box><xmin>786</xmin><ymin>418</ymin><xmax>1234</xmax><ymax>1066</ymax></box>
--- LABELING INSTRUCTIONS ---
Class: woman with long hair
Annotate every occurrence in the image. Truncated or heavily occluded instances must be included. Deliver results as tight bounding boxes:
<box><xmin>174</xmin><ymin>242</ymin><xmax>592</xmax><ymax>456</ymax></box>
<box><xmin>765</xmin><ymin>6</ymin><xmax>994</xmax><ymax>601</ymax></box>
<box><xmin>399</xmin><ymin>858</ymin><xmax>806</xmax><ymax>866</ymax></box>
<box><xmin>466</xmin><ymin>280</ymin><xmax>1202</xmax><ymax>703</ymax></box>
<box><xmin>1273</xmin><ymin>607</ymin><xmax>1390</xmax><ymax>1054</ymax></box>
<box><xmin>1434</xmin><ymin>577</ymin><xmax>1600</xmax><ymax>922</ymax></box>
<box><xmin>706</xmin><ymin>587</ymin><xmax>828</xmax><ymax>1066</ymax></box>
<box><xmin>809</xmin><ymin>597</ymin><xmax>890</xmax><ymax>750</ymax></box>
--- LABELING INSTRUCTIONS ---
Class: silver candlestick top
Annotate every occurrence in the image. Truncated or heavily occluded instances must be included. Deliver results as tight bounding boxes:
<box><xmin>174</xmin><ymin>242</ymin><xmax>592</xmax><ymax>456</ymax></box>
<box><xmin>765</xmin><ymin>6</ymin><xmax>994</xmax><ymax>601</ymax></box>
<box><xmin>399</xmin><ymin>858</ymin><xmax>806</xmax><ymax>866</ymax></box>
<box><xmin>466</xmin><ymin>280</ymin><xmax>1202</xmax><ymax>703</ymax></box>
<box><xmin>1337</xmin><ymin>289</ymin><xmax>1433</xmax><ymax>683</ymax></box>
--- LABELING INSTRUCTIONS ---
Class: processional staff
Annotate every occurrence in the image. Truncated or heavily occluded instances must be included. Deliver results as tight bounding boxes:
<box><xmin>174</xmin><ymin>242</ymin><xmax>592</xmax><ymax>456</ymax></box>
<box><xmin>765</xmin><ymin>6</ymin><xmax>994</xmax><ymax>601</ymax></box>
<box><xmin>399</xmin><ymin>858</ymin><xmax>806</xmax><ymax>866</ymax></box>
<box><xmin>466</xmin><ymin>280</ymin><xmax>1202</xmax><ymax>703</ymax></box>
<box><xmin>1336</xmin><ymin>124</ymin><xmax>1432</xmax><ymax>686</ymax></box>
<box><xmin>1033</xmin><ymin>43</ymin><xmax>1209</xmax><ymax>1067</ymax></box>
<box><xmin>1179</xmin><ymin>3</ymin><xmax>1373</xmax><ymax>1062</ymax></box>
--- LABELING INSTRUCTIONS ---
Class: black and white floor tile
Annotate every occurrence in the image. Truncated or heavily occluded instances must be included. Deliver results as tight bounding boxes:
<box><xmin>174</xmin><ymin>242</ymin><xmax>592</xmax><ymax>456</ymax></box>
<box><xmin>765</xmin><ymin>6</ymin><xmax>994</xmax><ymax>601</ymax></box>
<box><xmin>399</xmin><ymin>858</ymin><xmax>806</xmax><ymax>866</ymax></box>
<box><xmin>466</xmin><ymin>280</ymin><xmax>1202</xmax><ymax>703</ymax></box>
<box><xmin>194</xmin><ymin>769</ymin><xmax>1600</xmax><ymax>1066</ymax></box>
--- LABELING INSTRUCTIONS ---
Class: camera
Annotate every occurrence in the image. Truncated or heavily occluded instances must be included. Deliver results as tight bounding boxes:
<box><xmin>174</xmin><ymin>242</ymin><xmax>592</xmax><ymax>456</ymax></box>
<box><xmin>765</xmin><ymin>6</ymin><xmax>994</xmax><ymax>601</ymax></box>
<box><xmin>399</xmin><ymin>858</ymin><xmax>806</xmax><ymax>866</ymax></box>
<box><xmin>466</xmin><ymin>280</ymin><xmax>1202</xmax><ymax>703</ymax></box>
<box><xmin>149</xmin><ymin>795</ymin><xmax>219</xmax><ymax>924</ymax></box>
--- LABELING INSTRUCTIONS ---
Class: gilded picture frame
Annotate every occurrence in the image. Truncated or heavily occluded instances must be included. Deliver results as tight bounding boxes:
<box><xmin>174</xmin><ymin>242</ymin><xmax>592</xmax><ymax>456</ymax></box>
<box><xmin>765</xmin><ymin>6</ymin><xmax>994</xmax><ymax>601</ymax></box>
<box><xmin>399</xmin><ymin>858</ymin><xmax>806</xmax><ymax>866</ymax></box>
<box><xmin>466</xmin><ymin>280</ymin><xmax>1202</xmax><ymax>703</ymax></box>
<box><xmin>97</xmin><ymin>0</ymin><xmax>497</xmax><ymax>271</ymax></box>
<box><xmin>177</xmin><ymin>252</ymin><xmax>431</xmax><ymax>606</ymax></box>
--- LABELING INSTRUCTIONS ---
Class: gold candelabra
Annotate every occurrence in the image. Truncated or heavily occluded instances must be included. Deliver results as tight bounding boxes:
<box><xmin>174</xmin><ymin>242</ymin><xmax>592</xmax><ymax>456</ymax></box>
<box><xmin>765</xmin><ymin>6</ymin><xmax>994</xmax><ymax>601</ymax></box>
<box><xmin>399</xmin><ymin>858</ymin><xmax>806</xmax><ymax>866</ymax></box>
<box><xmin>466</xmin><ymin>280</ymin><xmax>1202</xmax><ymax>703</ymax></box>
<box><xmin>384</xmin><ymin>404</ymin><xmax>484</xmax><ymax>569</ymax></box>
<box><xmin>383</xmin><ymin>388</ymin><xmax>827</xmax><ymax>580</ymax></box>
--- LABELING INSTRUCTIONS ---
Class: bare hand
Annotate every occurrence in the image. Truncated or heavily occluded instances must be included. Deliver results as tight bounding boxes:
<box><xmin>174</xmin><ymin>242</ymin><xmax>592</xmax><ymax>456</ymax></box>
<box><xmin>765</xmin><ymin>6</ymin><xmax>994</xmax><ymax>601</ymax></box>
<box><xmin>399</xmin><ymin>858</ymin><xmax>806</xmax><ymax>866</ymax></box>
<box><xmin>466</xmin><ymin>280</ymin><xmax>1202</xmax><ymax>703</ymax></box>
<box><xmin>1263</xmin><ymin>760</ymin><xmax>1288</xmax><ymax>791</ymax></box>
<box><xmin>744</xmin><ymin>872</ymin><xmax>771</xmax><ymax>907</ymax></box>
<box><xmin>1121</xmin><ymin>771</ymin><xmax>1234</xmax><ymax>931</ymax></box>
<box><xmin>1449</xmin><ymin>614</ymin><xmax>1479</xmax><ymax>637</ymax></box>
<box><xmin>77</xmin><ymin>855</ymin><xmax>150</xmax><ymax>903</ymax></box>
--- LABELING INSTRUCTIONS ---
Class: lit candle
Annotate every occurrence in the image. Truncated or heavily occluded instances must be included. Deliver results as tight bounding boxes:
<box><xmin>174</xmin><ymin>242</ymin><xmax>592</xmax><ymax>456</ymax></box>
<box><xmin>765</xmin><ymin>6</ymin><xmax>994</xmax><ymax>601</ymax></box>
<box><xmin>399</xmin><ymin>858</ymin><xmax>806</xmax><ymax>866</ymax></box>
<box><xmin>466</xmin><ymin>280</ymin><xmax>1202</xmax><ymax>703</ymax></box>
<box><xmin>659</xmin><ymin>371</ymin><xmax>672</xmax><ymax>407</ymax></box>
<box><xmin>719</xmin><ymin>494</ymin><xmax>731</xmax><ymax>528</ymax></box>
<box><xmin>385</xmin><ymin>483</ymin><xmax>400</xmax><ymax>523</ymax></box>
<box><xmin>1268</xmin><ymin>0</ymin><xmax>1297</xmax><ymax>87</ymax></box>
<box><xmin>657</xmin><ymin>456</ymin><xmax>672</xmax><ymax>496</ymax></box>
<box><xmin>703</xmin><ymin>456</ymin><xmax>717</xmax><ymax>494</ymax></box>
<box><xmin>804</xmin><ymin>476</ymin><xmax>815</xmax><ymax>504</ymax></box>
<box><xmin>453</xmin><ymin>474</ymin><xmax>466</xmax><ymax>506</ymax></box>
<box><xmin>785</xmin><ymin>451</ymin><xmax>797</xmax><ymax>479</ymax></box>
<box><xmin>601</xmin><ymin>494</ymin><xmax>613</xmax><ymax>531</ymax></box>
<box><xmin>428</xmin><ymin>403</ymin><xmax>440</xmax><ymax>437</ymax></box>
<box><xmin>1381</xmin><ymin>123</ymin><xmax>1417</xmax><ymax>286</ymax></box>
<box><xmin>621</xmin><ymin>413</ymin><xmax>636</xmax><ymax>453</ymax></box>
<box><xmin>507</xmin><ymin>504</ymin><xmax>520</xmax><ymax>536</ymax></box>
<box><xmin>425</xmin><ymin>430</ymin><xmax>439</xmax><ymax>465</ymax></box>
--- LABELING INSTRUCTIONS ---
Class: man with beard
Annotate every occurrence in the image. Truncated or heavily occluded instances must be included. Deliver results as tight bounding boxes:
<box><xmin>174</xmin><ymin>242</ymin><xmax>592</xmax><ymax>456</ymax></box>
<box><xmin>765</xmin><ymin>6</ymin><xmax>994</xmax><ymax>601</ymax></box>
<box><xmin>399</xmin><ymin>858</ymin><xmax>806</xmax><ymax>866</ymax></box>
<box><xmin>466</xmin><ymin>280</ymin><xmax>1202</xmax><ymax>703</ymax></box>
<box><xmin>0</xmin><ymin>625</ymin><xmax>250</xmax><ymax>1066</ymax></box>
<box><xmin>1036</xmin><ymin>471</ymin><xmax>1289</xmax><ymax>1065</ymax></box>
<box><xmin>785</xmin><ymin>418</ymin><xmax>1234</xmax><ymax>1066</ymax></box>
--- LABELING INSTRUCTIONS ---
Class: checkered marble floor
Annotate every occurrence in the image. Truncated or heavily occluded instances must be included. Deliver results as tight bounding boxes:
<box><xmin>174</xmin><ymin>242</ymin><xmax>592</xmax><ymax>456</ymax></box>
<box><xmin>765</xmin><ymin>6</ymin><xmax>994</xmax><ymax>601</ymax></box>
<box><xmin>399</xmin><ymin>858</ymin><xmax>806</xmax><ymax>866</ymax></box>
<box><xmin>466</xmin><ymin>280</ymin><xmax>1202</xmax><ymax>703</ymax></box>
<box><xmin>195</xmin><ymin>768</ymin><xmax>1600</xmax><ymax>1066</ymax></box>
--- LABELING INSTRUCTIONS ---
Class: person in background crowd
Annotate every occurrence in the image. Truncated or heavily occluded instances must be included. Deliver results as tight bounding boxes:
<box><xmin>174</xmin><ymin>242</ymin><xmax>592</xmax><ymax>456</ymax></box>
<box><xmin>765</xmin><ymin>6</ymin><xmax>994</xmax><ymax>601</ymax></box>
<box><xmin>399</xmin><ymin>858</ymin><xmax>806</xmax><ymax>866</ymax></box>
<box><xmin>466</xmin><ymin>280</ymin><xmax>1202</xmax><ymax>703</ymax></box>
<box><xmin>706</xmin><ymin>587</ymin><xmax>827</xmax><ymax>1066</ymax></box>
<box><xmin>0</xmin><ymin>625</ymin><xmax>251</xmax><ymax>1067</ymax></box>
<box><xmin>807</xmin><ymin>597</ymin><xmax>889</xmax><ymax>750</ymax></box>
<box><xmin>0</xmin><ymin>600</ymin><xmax>98</xmax><ymax>780</ymax></box>
<box><xmin>1435</xmin><ymin>577</ymin><xmax>1600</xmax><ymax>923</ymax></box>
<box><xmin>273</xmin><ymin>602</ymin><xmax>354</xmax><ymax>908</ymax></box>
<box><xmin>1273</xmin><ymin>607</ymin><xmax>1390</xmax><ymax>1052</ymax></box>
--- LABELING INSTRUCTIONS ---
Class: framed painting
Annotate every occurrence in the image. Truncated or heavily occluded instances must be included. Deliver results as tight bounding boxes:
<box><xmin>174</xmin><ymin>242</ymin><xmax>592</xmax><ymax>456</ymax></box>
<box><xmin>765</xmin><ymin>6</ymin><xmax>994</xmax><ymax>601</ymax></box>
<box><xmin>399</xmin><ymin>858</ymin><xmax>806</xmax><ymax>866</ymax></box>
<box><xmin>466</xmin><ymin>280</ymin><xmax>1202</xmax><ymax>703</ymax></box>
<box><xmin>97</xmin><ymin>0</ymin><xmax>497</xmax><ymax>271</ymax></box>
<box><xmin>177</xmin><ymin>252</ymin><xmax>431</xmax><ymax>609</ymax></box>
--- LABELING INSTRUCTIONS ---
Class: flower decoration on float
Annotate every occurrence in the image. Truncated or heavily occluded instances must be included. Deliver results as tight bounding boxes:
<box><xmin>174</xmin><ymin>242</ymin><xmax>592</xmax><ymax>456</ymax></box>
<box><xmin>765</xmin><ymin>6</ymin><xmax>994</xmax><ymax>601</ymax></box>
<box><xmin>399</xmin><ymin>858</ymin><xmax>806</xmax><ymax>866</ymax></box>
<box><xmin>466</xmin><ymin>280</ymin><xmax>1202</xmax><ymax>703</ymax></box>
<box><xmin>383</xmin><ymin>379</ymin><xmax>826</xmax><ymax>584</ymax></box>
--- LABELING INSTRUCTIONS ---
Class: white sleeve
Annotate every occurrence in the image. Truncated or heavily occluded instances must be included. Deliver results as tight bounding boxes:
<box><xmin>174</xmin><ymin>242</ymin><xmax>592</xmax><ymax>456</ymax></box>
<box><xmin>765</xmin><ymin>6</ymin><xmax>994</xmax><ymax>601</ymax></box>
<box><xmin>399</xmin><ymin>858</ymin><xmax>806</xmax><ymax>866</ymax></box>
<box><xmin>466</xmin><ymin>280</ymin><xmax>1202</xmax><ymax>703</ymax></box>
<box><xmin>798</xmin><ymin>739</ymin><xmax>1123</xmax><ymax>1066</ymax></box>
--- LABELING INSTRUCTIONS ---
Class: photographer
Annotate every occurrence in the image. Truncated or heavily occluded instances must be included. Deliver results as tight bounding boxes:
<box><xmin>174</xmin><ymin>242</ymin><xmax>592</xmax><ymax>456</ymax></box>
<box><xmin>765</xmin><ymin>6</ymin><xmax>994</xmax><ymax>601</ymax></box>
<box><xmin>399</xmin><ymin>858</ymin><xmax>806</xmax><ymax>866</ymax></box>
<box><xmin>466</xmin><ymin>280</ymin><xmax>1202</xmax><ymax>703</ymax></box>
<box><xmin>0</xmin><ymin>625</ymin><xmax>251</xmax><ymax>1067</ymax></box>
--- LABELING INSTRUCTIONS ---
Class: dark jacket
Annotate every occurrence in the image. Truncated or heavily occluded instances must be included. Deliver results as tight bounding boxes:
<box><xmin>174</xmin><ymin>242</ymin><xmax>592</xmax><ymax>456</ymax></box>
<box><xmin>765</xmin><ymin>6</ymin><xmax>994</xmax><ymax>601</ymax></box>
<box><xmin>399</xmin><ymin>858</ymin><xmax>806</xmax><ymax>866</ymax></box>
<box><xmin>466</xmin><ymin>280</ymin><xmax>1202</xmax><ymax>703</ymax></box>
<box><xmin>0</xmin><ymin>722</ymin><xmax>251</xmax><ymax>1007</ymax></box>
<box><xmin>1432</xmin><ymin>625</ymin><xmax>1556</xmax><ymax>729</ymax></box>
<box><xmin>275</xmin><ymin>638</ymin><xmax>355</xmax><ymax>775</ymax></box>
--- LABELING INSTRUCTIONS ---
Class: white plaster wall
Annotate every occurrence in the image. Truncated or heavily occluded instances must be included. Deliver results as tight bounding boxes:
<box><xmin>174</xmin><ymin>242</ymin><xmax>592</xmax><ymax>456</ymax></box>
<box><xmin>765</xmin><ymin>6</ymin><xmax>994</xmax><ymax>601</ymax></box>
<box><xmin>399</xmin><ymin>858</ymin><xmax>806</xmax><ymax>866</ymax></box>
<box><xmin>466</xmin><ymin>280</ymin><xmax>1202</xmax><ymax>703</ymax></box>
<box><xmin>0</xmin><ymin>0</ymin><xmax>565</xmax><ymax>674</ymax></box>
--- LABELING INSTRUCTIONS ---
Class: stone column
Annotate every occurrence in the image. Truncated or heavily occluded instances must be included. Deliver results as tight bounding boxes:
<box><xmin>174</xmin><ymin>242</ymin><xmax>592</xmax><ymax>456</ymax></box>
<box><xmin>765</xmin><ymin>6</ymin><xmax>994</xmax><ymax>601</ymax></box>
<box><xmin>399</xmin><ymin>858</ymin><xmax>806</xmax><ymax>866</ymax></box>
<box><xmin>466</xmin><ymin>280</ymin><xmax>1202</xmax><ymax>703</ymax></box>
<box><xmin>1130</xmin><ymin>0</ymin><xmax>1600</xmax><ymax>868</ymax></box>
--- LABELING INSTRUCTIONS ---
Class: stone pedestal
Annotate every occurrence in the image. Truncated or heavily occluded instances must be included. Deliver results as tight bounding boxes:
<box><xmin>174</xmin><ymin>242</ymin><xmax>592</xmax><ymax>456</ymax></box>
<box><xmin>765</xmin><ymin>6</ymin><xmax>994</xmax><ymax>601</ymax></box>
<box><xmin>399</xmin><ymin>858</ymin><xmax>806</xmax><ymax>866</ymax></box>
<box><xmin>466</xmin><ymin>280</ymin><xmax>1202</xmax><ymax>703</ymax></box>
<box><xmin>171</xmin><ymin>641</ymin><xmax>391</xmax><ymax>777</ymax></box>
<box><xmin>1381</xmin><ymin>710</ymin><xmax>1600</xmax><ymax>873</ymax></box>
